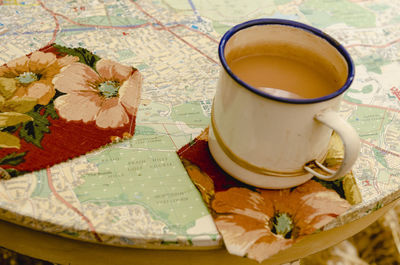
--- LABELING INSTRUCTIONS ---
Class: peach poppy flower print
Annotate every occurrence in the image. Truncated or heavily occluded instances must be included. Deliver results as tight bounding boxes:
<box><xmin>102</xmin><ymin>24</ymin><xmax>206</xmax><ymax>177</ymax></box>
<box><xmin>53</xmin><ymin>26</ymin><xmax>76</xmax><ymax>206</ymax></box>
<box><xmin>211</xmin><ymin>181</ymin><xmax>351</xmax><ymax>262</ymax></box>
<box><xmin>53</xmin><ymin>59</ymin><xmax>142</xmax><ymax>129</ymax></box>
<box><xmin>0</xmin><ymin>51</ymin><xmax>78</xmax><ymax>105</ymax></box>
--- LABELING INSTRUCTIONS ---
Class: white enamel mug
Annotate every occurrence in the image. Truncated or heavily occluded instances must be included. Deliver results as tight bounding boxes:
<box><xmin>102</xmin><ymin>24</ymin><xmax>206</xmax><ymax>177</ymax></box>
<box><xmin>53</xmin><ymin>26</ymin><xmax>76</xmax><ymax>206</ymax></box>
<box><xmin>208</xmin><ymin>19</ymin><xmax>360</xmax><ymax>189</ymax></box>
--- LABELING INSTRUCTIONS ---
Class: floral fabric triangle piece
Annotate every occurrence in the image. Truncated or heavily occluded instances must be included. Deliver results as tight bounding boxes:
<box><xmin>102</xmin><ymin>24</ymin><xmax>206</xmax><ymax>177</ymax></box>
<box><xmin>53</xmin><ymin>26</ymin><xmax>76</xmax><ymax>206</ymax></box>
<box><xmin>0</xmin><ymin>44</ymin><xmax>142</xmax><ymax>178</ymax></box>
<box><xmin>177</xmin><ymin>128</ymin><xmax>361</xmax><ymax>263</ymax></box>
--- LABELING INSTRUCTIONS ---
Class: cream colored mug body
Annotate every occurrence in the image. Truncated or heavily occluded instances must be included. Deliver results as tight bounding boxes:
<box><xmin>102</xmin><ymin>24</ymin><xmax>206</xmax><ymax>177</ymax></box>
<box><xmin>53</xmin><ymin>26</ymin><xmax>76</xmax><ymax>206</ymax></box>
<box><xmin>208</xmin><ymin>19</ymin><xmax>360</xmax><ymax>189</ymax></box>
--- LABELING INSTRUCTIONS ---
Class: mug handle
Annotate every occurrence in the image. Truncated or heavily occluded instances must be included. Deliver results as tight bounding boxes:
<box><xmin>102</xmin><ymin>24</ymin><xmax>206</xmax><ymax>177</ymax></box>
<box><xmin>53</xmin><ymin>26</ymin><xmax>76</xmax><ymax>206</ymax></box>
<box><xmin>304</xmin><ymin>109</ymin><xmax>360</xmax><ymax>181</ymax></box>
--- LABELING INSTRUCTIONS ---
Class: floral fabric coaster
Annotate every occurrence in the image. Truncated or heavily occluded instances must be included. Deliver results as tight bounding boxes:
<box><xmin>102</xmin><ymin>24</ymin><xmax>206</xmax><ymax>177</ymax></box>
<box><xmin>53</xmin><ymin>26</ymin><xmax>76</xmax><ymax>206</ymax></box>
<box><xmin>177</xmin><ymin>128</ymin><xmax>362</xmax><ymax>263</ymax></box>
<box><xmin>0</xmin><ymin>44</ymin><xmax>142</xmax><ymax>178</ymax></box>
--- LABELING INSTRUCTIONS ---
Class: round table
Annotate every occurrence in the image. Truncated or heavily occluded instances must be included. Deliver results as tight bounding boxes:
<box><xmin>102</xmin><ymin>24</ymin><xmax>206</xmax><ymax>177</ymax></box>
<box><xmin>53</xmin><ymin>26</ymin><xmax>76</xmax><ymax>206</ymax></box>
<box><xmin>0</xmin><ymin>199</ymin><xmax>396</xmax><ymax>265</ymax></box>
<box><xmin>1</xmin><ymin>0</ymin><xmax>400</xmax><ymax>264</ymax></box>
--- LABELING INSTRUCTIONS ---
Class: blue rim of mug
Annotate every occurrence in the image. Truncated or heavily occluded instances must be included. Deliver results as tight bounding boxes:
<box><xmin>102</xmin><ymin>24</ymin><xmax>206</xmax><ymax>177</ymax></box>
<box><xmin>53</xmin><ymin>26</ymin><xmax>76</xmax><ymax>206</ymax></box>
<box><xmin>218</xmin><ymin>18</ymin><xmax>355</xmax><ymax>104</ymax></box>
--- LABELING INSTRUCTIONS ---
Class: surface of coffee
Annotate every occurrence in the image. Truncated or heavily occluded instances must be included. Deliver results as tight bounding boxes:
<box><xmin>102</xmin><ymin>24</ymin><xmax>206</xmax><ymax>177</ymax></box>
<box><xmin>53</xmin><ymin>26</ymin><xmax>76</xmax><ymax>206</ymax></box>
<box><xmin>227</xmin><ymin>44</ymin><xmax>343</xmax><ymax>99</ymax></box>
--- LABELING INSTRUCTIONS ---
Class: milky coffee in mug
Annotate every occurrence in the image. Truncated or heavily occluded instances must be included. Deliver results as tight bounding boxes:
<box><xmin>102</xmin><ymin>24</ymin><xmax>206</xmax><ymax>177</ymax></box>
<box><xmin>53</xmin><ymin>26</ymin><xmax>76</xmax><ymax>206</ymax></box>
<box><xmin>226</xmin><ymin>43</ymin><xmax>342</xmax><ymax>99</ymax></box>
<box><xmin>208</xmin><ymin>19</ymin><xmax>360</xmax><ymax>189</ymax></box>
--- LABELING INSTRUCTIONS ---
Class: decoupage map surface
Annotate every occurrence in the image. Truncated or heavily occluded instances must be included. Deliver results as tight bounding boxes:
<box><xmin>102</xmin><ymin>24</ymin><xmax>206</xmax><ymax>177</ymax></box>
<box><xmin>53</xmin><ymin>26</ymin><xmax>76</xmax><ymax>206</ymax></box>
<box><xmin>0</xmin><ymin>0</ymin><xmax>399</xmax><ymax>248</ymax></box>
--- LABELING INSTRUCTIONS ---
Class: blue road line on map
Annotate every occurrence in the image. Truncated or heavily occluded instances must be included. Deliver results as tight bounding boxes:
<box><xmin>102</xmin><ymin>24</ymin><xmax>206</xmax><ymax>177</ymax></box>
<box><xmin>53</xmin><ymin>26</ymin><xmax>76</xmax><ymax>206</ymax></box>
<box><xmin>0</xmin><ymin>20</ymin><xmax>206</xmax><ymax>38</ymax></box>
<box><xmin>165</xmin><ymin>20</ymin><xmax>198</xmax><ymax>26</ymax></box>
<box><xmin>2</xmin><ymin>27</ymin><xmax>95</xmax><ymax>36</ymax></box>
<box><xmin>187</xmin><ymin>0</ymin><xmax>203</xmax><ymax>22</ymax></box>
<box><xmin>0</xmin><ymin>23</ymin><xmax>152</xmax><ymax>37</ymax></box>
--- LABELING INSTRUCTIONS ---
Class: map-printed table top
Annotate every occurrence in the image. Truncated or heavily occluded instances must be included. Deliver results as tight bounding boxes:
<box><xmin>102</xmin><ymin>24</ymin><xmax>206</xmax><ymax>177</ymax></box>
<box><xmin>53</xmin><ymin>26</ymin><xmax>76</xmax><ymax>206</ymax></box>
<box><xmin>0</xmin><ymin>0</ymin><xmax>400</xmax><ymax>249</ymax></box>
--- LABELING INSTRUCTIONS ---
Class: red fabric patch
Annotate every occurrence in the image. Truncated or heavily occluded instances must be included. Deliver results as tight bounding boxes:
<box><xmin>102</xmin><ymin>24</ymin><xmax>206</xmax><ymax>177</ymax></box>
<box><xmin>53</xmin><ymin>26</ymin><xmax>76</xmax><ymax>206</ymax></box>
<box><xmin>0</xmin><ymin>115</ymin><xmax>135</xmax><ymax>173</ymax></box>
<box><xmin>177</xmin><ymin>137</ymin><xmax>249</xmax><ymax>192</ymax></box>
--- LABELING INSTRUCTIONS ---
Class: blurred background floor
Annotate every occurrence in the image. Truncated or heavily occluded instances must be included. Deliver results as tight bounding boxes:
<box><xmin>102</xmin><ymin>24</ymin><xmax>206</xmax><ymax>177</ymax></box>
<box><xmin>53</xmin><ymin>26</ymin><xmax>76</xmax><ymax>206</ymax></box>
<box><xmin>1</xmin><ymin>201</ymin><xmax>399</xmax><ymax>265</ymax></box>
<box><xmin>302</xmin><ymin>201</ymin><xmax>400</xmax><ymax>265</ymax></box>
